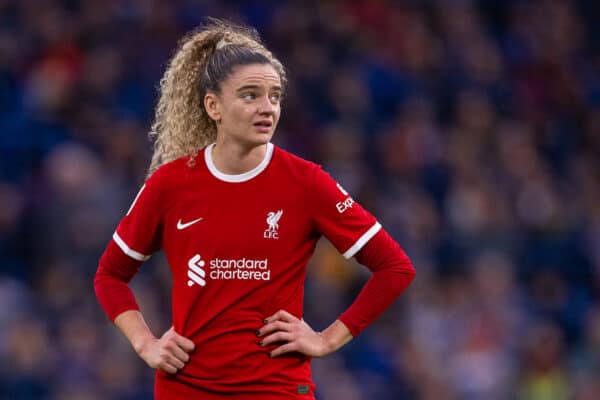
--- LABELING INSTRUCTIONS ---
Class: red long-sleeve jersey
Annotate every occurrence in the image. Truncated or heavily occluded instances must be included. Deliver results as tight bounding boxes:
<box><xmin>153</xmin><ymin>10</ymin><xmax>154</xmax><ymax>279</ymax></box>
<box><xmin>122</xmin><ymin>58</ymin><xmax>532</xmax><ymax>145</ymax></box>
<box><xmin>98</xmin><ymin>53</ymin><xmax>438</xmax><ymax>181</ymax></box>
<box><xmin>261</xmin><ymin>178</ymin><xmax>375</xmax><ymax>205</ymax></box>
<box><xmin>95</xmin><ymin>143</ymin><xmax>415</xmax><ymax>399</ymax></box>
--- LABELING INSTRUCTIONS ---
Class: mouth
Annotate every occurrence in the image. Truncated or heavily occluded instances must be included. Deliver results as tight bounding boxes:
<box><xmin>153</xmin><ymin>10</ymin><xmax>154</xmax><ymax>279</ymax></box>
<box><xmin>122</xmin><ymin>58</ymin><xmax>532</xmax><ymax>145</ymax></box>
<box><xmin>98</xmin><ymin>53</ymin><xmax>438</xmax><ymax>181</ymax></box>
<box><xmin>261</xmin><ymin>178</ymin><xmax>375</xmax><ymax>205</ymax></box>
<box><xmin>253</xmin><ymin>120</ymin><xmax>273</xmax><ymax>133</ymax></box>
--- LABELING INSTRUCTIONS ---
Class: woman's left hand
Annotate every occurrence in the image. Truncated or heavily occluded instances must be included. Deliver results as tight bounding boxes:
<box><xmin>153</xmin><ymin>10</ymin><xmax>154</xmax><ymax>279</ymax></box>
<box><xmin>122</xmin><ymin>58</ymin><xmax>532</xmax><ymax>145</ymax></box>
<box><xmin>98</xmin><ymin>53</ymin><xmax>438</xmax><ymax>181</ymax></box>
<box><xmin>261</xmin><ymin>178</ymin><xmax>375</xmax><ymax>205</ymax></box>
<box><xmin>257</xmin><ymin>310</ymin><xmax>332</xmax><ymax>358</ymax></box>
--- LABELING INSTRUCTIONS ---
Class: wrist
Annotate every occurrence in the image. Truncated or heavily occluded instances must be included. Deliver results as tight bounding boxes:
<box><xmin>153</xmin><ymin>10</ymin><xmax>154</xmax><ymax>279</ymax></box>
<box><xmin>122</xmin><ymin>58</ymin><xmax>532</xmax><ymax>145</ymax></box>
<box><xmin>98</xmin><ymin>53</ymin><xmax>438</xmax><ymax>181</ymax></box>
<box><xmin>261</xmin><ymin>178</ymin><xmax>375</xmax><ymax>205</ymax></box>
<box><xmin>319</xmin><ymin>320</ymin><xmax>353</xmax><ymax>357</ymax></box>
<box><xmin>318</xmin><ymin>331</ymin><xmax>336</xmax><ymax>357</ymax></box>
<box><xmin>133</xmin><ymin>332</ymin><xmax>157</xmax><ymax>356</ymax></box>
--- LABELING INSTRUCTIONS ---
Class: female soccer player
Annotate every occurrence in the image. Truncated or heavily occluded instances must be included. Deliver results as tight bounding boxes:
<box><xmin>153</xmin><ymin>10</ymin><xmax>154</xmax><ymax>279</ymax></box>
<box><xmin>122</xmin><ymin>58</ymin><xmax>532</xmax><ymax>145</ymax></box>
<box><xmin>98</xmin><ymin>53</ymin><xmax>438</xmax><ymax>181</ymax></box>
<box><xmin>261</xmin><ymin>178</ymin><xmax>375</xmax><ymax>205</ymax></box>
<box><xmin>94</xmin><ymin>19</ymin><xmax>416</xmax><ymax>399</ymax></box>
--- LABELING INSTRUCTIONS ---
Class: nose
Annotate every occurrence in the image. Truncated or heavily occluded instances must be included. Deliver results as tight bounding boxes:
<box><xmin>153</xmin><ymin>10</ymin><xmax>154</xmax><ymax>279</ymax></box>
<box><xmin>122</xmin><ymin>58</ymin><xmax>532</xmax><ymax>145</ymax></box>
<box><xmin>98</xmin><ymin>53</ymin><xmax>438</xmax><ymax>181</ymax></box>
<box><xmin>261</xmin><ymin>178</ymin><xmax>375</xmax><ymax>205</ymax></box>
<box><xmin>257</xmin><ymin>95</ymin><xmax>276</xmax><ymax>115</ymax></box>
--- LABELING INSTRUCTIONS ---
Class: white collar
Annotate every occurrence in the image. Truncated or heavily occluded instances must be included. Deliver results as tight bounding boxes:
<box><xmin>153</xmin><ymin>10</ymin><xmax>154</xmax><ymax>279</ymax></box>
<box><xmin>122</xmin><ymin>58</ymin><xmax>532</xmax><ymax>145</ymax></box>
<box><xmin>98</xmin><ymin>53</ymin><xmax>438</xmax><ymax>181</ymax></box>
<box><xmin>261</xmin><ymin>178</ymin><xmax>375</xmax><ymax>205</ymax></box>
<box><xmin>204</xmin><ymin>143</ymin><xmax>274</xmax><ymax>183</ymax></box>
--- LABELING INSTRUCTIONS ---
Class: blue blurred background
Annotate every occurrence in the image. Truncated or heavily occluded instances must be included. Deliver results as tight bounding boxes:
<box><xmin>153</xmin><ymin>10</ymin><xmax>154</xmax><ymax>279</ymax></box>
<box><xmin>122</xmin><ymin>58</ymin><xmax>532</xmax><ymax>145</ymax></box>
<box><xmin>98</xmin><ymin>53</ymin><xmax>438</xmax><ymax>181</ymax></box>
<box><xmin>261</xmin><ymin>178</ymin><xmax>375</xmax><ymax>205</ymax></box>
<box><xmin>2</xmin><ymin>0</ymin><xmax>600</xmax><ymax>399</ymax></box>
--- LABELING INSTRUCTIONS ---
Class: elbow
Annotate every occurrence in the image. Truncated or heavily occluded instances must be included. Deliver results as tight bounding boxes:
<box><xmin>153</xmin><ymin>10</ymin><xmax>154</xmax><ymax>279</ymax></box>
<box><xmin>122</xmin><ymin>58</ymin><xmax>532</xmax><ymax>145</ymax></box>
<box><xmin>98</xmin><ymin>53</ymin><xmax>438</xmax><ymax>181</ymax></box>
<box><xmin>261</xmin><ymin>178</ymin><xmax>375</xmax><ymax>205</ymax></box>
<box><xmin>402</xmin><ymin>260</ymin><xmax>417</xmax><ymax>285</ymax></box>
<box><xmin>94</xmin><ymin>265</ymin><xmax>112</xmax><ymax>302</ymax></box>
<box><xmin>407</xmin><ymin>264</ymin><xmax>416</xmax><ymax>283</ymax></box>
<box><xmin>407</xmin><ymin>259</ymin><xmax>416</xmax><ymax>277</ymax></box>
<box><xmin>93</xmin><ymin>268</ymin><xmax>104</xmax><ymax>299</ymax></box>
<box><xmin>394</xmin><ymin>258</ymin><xmax>416</xmax><ymax>290</ymax></box>
<box><xmin>93</xmin><ymin>260</ymin><xmax>129</xmax><ymax>300</ymax></box>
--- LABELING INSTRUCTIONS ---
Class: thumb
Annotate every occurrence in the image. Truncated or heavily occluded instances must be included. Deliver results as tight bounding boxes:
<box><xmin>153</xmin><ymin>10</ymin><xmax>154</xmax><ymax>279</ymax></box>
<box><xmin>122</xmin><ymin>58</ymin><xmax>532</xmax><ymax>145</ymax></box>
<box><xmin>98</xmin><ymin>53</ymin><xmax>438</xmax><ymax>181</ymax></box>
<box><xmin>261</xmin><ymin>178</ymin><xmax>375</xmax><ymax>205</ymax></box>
<box><xmin>168</xmin><ymin>326</ymin><xmax>195</xmax><ymax>351</ymax></box>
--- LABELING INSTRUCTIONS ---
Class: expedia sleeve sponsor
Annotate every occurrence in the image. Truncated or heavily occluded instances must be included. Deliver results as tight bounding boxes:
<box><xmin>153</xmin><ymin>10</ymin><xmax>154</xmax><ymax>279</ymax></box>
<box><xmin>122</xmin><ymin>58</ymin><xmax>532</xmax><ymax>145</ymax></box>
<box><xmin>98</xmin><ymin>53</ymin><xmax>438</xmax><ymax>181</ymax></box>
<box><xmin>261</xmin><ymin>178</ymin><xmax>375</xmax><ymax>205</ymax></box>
<box><xmin>310</xmin><ymin>166</ymin><xmax>379</xmax><ymax>258</ymax></box>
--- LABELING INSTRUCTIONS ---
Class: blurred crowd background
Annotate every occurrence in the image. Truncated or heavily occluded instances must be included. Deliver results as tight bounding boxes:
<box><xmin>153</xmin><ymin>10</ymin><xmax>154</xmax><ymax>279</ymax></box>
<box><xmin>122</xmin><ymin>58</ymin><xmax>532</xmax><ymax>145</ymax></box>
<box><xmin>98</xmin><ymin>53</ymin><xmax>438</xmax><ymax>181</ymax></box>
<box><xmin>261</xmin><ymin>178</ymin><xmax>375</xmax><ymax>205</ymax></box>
<box><xmin>2</xmin><ymin>0</ymin><xmax>600</xmax><ymax>399</ymax></box>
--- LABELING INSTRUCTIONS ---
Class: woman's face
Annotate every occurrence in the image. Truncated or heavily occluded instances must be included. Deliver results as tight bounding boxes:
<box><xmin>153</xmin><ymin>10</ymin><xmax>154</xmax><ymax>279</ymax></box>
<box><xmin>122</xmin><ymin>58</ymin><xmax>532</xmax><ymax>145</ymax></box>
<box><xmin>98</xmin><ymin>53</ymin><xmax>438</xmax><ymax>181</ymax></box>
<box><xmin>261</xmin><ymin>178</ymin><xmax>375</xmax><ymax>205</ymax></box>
<box><xmin>206</xmin><ymin>63</ymin><xmax>282</xmax><ymax>148</ymax></box>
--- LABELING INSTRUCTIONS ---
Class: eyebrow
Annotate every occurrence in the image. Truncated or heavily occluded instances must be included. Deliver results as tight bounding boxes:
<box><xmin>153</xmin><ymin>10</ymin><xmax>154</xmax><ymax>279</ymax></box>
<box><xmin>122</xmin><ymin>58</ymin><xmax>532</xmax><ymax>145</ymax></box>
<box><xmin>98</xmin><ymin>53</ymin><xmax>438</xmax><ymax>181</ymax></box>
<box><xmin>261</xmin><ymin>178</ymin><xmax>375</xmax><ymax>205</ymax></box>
<box><xmin>236</xmin><ymin>84</ymin><xmax>282</xmax><ymax>92</ymax></box>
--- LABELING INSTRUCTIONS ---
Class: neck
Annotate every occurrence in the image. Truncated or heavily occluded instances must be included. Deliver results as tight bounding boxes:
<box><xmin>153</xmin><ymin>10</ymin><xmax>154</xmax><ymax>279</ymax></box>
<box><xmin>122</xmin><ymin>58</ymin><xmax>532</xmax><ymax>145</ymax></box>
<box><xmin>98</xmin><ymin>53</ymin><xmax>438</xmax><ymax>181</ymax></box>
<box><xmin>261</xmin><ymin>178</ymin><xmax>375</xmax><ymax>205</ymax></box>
<box><xmin>211</xmin><ymin>138</ymin><xmax>268</xmax><ymax>175</ymax></box>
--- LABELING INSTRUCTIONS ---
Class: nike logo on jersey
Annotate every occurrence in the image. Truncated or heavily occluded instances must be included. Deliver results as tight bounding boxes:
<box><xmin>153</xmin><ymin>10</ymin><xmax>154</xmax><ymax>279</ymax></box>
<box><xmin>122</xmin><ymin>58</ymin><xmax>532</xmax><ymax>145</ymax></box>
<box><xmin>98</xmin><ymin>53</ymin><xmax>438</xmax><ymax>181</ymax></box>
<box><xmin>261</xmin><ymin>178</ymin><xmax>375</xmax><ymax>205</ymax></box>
<box><xmin>177</xmin><ymin>217</ymin><xmax>204</xmax><ymax>230</ymax></box>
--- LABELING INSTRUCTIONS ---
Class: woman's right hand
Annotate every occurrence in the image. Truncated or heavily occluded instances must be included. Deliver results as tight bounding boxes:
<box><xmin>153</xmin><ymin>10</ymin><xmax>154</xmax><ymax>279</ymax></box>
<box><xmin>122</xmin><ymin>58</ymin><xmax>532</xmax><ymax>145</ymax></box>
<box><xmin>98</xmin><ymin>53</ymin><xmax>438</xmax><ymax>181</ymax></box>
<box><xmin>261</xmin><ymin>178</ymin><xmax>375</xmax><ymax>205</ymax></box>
<box><xmin>137</xmin><ymin>326</ymin><xmax>195</xmax><ymax>374</ymax></box>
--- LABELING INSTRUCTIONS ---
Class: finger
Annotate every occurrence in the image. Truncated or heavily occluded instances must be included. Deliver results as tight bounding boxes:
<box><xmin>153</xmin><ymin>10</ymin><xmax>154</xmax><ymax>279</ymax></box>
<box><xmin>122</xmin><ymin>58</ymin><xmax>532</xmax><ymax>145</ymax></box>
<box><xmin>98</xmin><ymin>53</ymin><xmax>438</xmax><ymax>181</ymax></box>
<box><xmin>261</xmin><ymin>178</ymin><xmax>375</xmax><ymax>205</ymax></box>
<box><xmin>258</xmin><ymin>321</ymin><xmax>291</xmax><ymax>336</ymax></box>
<box><xmin>171</xmin><ymin>345</ymin><xmax>190</xmax><ymax>363</ymax></box>
<box><xmin>261</xmin><ymin>331</ymin><xmax>293</xmax><ymax>346</ymax></box>
<box><xmin>270</xmin><ymin>342</ymin><xmax>298</xmax><ymax>357</ymax></box>
<box><xmin>173</xmin><ymin>334</ymin><xmax>195</xmax><ymax>352</ymax></box>
<box><xmin>162</xmin><ymin>353</ymin><xmax>185</xmax><ymax>370</ymax></box>
<box><xmin>265</xmin><ymin>309</ymin><xmax>297</xmax><ymax>323</ymax></box>
<box><xmin>159</xmin><ymin>361</ymin><xmax>178</xmax><ymax>374</ymax></box>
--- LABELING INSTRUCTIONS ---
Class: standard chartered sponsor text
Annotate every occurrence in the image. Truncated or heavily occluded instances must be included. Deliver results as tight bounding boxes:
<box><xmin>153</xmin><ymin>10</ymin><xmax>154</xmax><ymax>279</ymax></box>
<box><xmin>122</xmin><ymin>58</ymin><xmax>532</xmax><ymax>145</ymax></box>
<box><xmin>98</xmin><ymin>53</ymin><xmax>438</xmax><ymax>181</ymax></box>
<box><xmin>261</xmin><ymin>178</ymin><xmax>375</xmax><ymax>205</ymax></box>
<box><xmin>209</xmin><ymin>257</ymin><xmax>270</xmax><ymax>281</ymax></box>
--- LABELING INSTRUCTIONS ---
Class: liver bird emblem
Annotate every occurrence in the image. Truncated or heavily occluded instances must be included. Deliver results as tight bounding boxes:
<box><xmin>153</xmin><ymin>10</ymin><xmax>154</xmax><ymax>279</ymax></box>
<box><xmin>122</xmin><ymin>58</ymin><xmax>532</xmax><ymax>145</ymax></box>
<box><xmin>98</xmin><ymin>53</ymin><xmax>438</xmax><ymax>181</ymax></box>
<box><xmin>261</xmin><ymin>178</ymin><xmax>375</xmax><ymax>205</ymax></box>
<box><xmin>266</xmin><ymin>210</ymin><xmax>283</xmax><ymax>232</ymax></box>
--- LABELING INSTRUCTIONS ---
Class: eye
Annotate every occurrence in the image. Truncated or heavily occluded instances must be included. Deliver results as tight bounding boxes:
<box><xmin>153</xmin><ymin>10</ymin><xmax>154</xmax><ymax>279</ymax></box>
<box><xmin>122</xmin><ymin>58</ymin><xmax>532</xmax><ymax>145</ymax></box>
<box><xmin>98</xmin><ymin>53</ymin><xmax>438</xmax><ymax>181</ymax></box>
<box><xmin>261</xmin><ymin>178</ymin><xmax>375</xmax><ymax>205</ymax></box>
<box><xmin>270</xmin><ymin>93</ymin><xmax>281</xmax><ymax>103</ymax></box>
<box><xmin>242</xmin><ymin>92</ymin><xmax>256</xmax><ymax>101</ymax></box>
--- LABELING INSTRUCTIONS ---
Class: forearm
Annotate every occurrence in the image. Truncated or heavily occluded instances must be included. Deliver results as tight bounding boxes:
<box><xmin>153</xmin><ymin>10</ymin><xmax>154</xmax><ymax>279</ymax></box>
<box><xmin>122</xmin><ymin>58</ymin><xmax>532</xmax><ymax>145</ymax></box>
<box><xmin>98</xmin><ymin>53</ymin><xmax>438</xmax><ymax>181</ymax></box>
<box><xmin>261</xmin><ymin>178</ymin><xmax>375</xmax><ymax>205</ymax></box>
<box><xmin>114</xmin><ymin>310</ymin><xmax>157</xmax><ymax>355</ymax></box>
<box><xmin>95</xmin><ymin>242</ymin><xmax>155</xmax><ymax>355</ymax></box>
<box><xmin>94</xmin><ymin>240</ymin><xmax>143</xmax><ymax>320</ymax></box>
<box><xmin>115</xmin><ymin>310</ymin><xmax>195</xmax><ymax>374</ymax></box>
<box><xmin>95</xmin><ymin>239</ymin><xmax>196</xmax><ymax>374</ymax></box>
<box><xmin>339</xmin><ymin>267</ymin><xmax>414</xmax><ymax>336</ymax></box>
<box><xmin>339</xmin><ymin>229</ymin><xmax>416</xmax><ymax>336</ymax></box>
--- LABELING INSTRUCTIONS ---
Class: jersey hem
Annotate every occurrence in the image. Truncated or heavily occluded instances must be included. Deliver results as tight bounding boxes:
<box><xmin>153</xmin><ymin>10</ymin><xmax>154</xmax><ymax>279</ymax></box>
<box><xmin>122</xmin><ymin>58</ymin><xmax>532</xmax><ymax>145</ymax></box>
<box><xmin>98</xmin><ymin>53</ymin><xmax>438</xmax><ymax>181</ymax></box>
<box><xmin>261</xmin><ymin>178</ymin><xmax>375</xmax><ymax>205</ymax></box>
<box><xmin>342</xmin><ymin>222</ymin><xmax>382</xmax><ymax>259</ymax></box>
<box><xmin>112</xmin><ymin>231</ymin><xmax>151</xmax><ymax>261</ymax></box>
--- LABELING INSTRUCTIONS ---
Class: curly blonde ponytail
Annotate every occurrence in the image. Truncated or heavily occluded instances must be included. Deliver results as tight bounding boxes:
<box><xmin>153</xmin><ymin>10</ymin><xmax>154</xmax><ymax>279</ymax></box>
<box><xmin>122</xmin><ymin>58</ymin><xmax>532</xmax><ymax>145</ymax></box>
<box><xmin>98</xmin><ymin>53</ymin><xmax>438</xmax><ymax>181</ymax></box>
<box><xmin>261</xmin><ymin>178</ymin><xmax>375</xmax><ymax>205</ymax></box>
<box><xmin>147</xmin><ymin>18</ymin><xmax>286</xmax><ymax>176</ymax></box>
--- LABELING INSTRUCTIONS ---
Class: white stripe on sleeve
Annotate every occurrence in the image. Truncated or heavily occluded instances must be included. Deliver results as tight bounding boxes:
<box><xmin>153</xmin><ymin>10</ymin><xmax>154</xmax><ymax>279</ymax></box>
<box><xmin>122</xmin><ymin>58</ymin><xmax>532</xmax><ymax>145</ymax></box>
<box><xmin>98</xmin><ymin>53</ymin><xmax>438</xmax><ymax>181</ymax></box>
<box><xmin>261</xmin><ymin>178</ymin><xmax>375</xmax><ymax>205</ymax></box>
<box><xmin>342</xmin><ymin>222</ymin><xmax>382</xmax><ymax>259</ymax></box>
<box><xmin>112</xmin><ymin>231</ymin><xmax>151</xmax><ymax>261</ymax></box>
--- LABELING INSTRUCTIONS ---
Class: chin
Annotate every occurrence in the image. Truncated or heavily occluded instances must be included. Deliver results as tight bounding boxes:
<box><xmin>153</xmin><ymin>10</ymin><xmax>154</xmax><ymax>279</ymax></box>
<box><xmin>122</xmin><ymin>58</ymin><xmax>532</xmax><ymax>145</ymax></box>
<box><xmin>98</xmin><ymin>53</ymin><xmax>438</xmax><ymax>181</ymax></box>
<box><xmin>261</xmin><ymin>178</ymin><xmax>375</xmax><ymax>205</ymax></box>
<box><xmin>249</xmin><ymin>133</ymin><xmax>273</xmax><ymax>145</ymax></box>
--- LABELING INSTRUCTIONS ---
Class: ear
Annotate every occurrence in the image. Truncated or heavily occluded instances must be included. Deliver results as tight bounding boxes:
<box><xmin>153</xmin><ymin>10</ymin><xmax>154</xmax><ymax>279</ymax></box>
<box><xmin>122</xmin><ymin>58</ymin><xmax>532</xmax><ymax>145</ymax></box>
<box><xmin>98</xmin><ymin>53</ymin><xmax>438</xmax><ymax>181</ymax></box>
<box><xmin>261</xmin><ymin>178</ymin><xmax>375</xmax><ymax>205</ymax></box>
<box><xmin>204</xmin><ymin>92</ymin><xmax>221</xmax><ymax>123</ymax></box>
